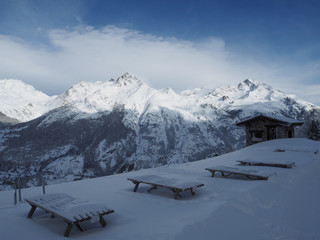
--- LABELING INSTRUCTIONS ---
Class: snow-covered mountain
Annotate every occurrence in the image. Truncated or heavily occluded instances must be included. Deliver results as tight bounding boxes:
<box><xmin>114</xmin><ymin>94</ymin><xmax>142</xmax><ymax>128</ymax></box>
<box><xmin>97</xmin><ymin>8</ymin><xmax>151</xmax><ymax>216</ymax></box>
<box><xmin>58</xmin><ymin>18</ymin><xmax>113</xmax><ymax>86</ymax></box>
<box><xmin>0</xmin><ymin>74</ymin><xmax>318</xmax><ymax>126</ymax></box>
<box><xmin>182</xmin><ymin>78</ymin><xmax>315</xmax><ymax>117</ymax></box>
<box><xmin>0</xmin><ymin>79</ymin><xmax>60</xmax><ymax>123</ymax></box>
<box><xmin>0</xmin><ymin>73</ymin><xmax>319</xmax><ymax>189</ymax></box>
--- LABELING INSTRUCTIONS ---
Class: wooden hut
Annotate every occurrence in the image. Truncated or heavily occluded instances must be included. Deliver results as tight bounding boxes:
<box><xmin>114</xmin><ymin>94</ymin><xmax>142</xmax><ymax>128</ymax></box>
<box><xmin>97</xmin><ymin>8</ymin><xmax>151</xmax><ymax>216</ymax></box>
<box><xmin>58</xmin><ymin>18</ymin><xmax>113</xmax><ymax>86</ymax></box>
<box><xmin>236</xmin><ymin>113</ymin><xmax>303</xmax><ymax>146</ymax></box>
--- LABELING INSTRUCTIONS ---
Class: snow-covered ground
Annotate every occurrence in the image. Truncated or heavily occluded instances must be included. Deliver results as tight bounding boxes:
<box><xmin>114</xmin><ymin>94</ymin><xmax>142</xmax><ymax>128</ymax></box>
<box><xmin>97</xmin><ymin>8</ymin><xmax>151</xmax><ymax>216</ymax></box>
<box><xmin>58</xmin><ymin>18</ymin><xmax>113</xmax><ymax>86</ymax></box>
<box><xmin>0</xmin><ymin>138</ymin><xmax>319</xmax><ymax>240</ymax></box>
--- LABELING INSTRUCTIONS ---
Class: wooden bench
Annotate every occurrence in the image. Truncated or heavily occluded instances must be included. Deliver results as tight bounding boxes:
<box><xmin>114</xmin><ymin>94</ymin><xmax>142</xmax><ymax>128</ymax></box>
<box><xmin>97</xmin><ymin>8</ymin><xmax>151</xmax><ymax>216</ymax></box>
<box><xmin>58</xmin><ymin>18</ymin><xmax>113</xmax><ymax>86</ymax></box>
<box><xmin>25</xmin><ymin>193</ymin><xmax>114</xmax><ymax>237</ymax></box>
<box><xmin>237</xmin><ymin>160</ymin><xmax>295</xmax><ymax>168</ymax></box>
<box><xmin>205</xmin><ymin>166</ymin><xmax>269</xmax><ymax>180</ymax></box>
<box><xmin>127</xmin><ymin>175</ymin><xmax>204</xmax><ymax>199</ymax></box>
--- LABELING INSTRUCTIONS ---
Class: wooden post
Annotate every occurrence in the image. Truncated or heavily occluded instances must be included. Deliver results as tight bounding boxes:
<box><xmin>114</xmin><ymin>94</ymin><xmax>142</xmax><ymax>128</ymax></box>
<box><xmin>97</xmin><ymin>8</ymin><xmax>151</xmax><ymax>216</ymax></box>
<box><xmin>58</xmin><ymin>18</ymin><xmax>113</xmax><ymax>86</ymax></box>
<box><xmin>42</xmin><ymin>175</ymin><xmax>46</xmax><ymax>194</ymax></box>
<box><xmin>18</xmin><ymin>177</ymin><xmax>22</xmax><ymax>202</ymax></box>
<box><xmin>14</xmin><ymin>185</ymin><xmax>17</xmax><ymax>205</ymax></box>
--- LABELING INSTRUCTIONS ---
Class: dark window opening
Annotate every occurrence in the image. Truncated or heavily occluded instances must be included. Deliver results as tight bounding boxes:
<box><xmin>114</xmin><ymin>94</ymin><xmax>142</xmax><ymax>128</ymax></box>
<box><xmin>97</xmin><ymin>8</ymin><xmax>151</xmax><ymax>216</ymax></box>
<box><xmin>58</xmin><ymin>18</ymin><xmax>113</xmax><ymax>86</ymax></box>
<box><xmin>251</xmin><ymin>131</ymin><xmax>263</xmax><ymax>141</ymax></box>
<box><xmin>267</xmin><ymin>126</ymin><xmax>277</xmax><ymax>140</ymax></box>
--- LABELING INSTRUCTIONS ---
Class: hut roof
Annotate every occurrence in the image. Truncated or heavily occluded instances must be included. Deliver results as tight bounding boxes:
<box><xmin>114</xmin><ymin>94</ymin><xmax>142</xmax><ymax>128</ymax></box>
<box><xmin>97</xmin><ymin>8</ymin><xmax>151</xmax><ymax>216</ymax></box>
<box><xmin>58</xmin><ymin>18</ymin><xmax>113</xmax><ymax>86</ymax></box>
<box><xmin>236</xmin><ymin>113</ymin><xmax>304</xmax><ymax>127</ymax></box>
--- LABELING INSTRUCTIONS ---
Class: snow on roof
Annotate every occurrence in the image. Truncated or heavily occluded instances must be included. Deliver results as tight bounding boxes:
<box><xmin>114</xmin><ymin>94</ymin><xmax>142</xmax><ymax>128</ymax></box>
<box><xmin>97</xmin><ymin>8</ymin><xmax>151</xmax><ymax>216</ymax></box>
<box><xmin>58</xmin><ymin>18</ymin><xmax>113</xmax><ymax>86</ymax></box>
<box><xmin>237</xmin><ymin>113</ymin><xmax>304</xmax><ymax>126</ymax></box>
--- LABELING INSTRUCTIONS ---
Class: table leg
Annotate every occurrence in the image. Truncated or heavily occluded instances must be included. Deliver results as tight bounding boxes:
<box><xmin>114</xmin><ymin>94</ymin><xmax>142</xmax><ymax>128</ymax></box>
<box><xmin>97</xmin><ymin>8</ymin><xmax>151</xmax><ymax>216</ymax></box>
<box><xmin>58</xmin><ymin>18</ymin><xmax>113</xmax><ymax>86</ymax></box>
<box><xmin>99</xmin><ymin>215</ymin><xmax>107</xmax><ymax>227</ymax></box>
<box><xmin>190</xmin><ymin>188</ymin><xmax>195</xmax><ymax>196</ymax></box>
<box><xmin>27</xmin><ymin>205</ymin><xmax>37</xmax><ymax>219</ymax></box>
<box><xmin>75</xmin><ymin>222</ymin><xmax>83</xmax><ymax>232</ymax></box>
<box><xmin>173</xmin><ymin>190</ymin><xmax>182</xmax><ymax>199</ymax></box>
<box><xmin>147</xmin><ymin>185</ymin><xmax>157</xmax><ymax>192</ymax></box>
<box><xmin>64</xmin><ymin>222</ymin><xmax>73</xmax><ymax>237</ymax></box>
<box><xmin>133</xmin><ymin>182</ymin><xmax>140</xmax><ymax>192</ymax></box>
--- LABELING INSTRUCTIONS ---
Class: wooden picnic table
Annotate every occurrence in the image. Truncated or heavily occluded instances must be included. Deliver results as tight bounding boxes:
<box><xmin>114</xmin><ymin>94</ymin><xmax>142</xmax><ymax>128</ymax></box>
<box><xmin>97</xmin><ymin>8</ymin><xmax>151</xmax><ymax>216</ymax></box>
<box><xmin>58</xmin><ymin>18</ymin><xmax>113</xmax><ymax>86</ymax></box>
<box><xmin>128</xmin><ymin>175</ymin><xmax>204</xmax><ymax>199</ymax></box>
<box><xmin>25</xmin><ymin>193</ymin><xmax>114</xmax><ymax>237</ymax></box>
<box><xmin>205</xmin><ymin>166</ymin><xmax>269</xmax><ymax>180</ymax></box>
<box><xmin>237</xmin><ymin>160</ymin><xmax>295</xmax><ymax>168</ymax></box>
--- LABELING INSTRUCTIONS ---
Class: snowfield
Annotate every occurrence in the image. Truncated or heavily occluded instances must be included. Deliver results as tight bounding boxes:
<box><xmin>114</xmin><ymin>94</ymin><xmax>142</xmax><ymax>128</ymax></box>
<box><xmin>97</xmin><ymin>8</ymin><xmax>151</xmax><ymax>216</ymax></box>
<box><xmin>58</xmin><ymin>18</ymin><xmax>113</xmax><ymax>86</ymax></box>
<box><xmin>0</xmin><ymin>138</ymin><xmax>319</xmax><ymax>240</ymax></box>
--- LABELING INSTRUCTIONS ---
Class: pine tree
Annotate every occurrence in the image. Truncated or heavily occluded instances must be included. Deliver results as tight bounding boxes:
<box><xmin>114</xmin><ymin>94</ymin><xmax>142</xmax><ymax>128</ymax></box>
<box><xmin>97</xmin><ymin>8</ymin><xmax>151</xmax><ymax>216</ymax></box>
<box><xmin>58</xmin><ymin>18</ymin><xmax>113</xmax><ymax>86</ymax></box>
<box><xmin>309</xmin><ymin>120</ymin><xmax>320</xmax><ymax>140</ymax></box>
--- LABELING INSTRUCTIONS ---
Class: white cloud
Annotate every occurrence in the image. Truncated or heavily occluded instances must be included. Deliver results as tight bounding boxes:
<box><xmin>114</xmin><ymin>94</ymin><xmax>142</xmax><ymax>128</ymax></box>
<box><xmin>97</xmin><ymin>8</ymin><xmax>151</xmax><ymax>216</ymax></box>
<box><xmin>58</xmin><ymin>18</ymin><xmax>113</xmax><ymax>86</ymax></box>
<box><xmin>0</xmin><ymin>25</ymin><xmax>319</xmax><ymax>105</ymax></box>
<box><xmin>282</xmin><ymin>83</ymin><xmax>320</xmax><ymax>106</ymax></box>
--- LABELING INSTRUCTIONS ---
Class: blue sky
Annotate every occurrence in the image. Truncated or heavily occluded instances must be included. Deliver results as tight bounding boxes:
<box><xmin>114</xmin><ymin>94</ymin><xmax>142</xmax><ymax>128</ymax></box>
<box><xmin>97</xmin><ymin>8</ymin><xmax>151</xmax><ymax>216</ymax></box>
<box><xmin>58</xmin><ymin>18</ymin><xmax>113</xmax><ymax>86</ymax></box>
<box><xmin>0</xmin><ymin>0</ymin><xmax>319</xmax><ymax>104</ymax></box>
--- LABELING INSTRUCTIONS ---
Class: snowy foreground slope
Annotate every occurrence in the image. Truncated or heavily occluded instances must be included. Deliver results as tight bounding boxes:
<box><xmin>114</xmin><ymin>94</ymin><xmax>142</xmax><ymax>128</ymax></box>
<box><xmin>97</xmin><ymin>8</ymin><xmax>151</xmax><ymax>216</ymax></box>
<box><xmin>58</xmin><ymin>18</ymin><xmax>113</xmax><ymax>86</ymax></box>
<box><xmin>0</xmin><ymin>138</ymin><xmax>319</xmax><ymax>240</ymax></box>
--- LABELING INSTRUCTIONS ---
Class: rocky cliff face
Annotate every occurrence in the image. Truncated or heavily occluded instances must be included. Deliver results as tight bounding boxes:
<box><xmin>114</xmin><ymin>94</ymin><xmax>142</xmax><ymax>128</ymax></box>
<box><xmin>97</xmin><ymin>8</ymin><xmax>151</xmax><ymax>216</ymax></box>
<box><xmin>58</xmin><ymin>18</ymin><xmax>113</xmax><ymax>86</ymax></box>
<box><xmin>0</xmin><ymin>74</ymin><xmax>319</xmax><ymax>190</ymax></box>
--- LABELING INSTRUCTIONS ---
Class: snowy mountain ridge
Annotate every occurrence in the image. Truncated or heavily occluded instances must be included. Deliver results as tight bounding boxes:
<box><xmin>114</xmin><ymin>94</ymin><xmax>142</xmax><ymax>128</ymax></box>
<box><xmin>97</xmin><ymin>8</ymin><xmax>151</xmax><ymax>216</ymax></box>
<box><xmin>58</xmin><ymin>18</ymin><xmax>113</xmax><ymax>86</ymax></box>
<box><xmin>0</xmin><ymin>73</ymin><xmax>319</xmax><ymax>190</ymax></box>
<box><xmin>183</xmin><ymin>78</ymin><xmax>315</xmax><ymax>113</ymax></box>
<box><xmin>0</xmin><ymin>79</ymin><xmax>56</xmax><ymax>122</ymax></box>
<box><xmin>59</xmin><ymin>75</ymin><xmax>317</xmax><ymax>118</ymax></box>
<box><xmin>0</xmin><ymin>73</ymin><xmax>318</xmax><ymax>123</ymax></box>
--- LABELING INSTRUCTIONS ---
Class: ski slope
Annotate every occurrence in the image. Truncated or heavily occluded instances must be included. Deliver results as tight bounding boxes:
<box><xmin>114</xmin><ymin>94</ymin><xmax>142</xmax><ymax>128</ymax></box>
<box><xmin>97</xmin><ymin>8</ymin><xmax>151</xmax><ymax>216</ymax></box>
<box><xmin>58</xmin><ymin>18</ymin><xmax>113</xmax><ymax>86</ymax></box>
<box><xmin>0</xmin><ymin>138</ymin><xmax>319</xmax><ymax>240</ymax></box>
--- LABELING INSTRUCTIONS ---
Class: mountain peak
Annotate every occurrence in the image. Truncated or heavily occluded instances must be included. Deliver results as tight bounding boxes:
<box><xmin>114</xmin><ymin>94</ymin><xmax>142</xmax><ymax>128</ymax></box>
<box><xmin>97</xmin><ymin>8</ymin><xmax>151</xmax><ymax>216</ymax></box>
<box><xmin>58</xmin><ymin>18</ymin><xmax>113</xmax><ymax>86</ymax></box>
<box><xmin>111</xmin><ymin>72</ymin><xmax>142</xmax><ymax>87</ymax></box>
<box><xmin>0</xmin><ymin>79</ymin><xmax>52</xmax><ymax>122</ymax></box>
<box><xmin>0</xmin><ymin>79</ymin><xmax>36</xmax><ymax>93</ymax></box>
<box><xmin>0</xmin><ymin>79</ymin><xmax>50</xmax><ymax>100</ymax></box>
<box><xmin>237</xmin><ymin>78</ymin><xmax>260</xmax><ymax>91</ymax></box>
<box><xmin>243</xmin><ymin>78</ymin><xmax>258</xmax><ymax>86</ymax></box>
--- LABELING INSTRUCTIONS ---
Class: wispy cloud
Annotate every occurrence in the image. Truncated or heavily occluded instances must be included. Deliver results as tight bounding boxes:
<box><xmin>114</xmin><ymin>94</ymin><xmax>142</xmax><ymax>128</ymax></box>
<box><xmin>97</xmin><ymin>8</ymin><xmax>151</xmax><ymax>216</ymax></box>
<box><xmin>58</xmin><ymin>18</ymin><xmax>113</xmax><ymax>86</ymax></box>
<box><xmin>0</xmin><ymin>25</ymin><xmax>319</xmax><ymax>105</ymax></box>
